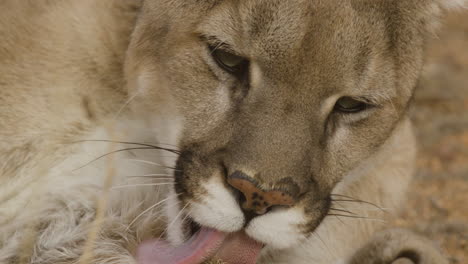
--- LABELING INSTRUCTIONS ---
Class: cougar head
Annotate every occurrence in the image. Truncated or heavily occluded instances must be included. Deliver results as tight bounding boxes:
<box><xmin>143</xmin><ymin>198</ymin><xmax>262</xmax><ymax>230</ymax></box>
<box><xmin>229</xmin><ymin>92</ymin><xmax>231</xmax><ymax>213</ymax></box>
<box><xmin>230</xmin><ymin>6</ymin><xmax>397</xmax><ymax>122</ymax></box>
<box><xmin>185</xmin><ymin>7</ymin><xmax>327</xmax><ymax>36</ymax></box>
<box><xmin>125</xmin><ymin>0</ymin><xmax>464</xmax><ymax>261</ymax></box>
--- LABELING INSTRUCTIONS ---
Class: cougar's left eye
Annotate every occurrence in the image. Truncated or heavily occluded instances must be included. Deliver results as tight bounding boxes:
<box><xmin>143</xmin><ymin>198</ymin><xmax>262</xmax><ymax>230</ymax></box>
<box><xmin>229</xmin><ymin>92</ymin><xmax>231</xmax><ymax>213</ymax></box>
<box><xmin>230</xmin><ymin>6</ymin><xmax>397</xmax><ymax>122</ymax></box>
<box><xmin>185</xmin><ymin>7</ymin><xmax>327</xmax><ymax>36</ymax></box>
<box><xmin>334</xmin><ymin>97</ymin><xmax>369</xmax><ymax>113</ymax></box>
<box><xmin>210</xmin><ymin>47</ymin><xmax>248</xmax><ymax>75</ymax></box>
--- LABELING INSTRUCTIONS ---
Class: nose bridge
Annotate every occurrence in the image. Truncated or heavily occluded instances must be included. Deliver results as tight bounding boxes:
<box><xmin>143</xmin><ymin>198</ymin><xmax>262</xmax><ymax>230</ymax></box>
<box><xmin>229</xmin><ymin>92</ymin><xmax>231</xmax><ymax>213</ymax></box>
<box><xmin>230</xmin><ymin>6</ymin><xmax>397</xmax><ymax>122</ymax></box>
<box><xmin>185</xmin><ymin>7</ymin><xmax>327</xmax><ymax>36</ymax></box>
<box><xmin>229</xmin><ymin>105</ymin><xmax>311</xmax><ymax>181</ymax></box>
<box><xmin>223</xmin><ymin>86</ymin><xmax>314</xmax><ymax>214</ymax></box>
<box><xmin>225</xmin><ymin>109</ymin><xmax>312</xmax><ymax>215</ymax></box>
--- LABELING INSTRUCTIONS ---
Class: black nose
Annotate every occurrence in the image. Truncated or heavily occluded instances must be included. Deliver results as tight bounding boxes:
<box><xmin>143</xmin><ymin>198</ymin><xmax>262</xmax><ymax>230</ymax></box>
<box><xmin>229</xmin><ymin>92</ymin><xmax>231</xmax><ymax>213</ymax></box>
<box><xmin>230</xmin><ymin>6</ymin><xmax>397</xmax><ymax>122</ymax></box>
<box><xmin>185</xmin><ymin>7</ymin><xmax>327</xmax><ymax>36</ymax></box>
<box><xmin>227</xmin><ymin>171</ymin><xmax>296</xmax><ymax>215</ymax></box>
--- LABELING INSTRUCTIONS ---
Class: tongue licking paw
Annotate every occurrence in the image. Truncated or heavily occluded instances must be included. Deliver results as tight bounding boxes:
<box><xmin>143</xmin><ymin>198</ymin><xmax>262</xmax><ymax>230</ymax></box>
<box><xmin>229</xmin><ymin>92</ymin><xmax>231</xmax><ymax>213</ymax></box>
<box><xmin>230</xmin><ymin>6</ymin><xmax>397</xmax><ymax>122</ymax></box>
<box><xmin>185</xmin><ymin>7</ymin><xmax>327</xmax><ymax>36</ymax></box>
<box><xmin>137</xmin><ymin>228</ymin><xmax>263</xmax><ymax>264</ymax></box>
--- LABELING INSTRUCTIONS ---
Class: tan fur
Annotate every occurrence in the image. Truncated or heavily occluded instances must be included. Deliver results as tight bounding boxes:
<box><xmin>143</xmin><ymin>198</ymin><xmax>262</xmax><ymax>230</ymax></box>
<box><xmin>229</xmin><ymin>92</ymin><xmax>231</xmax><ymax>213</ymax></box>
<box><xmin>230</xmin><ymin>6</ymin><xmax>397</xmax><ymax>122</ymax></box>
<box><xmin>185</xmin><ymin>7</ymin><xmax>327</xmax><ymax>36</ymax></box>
<box><xmin>0</xmin><ymin>0</ymin><xmax>463</xmax><ymax>263</ymax></box>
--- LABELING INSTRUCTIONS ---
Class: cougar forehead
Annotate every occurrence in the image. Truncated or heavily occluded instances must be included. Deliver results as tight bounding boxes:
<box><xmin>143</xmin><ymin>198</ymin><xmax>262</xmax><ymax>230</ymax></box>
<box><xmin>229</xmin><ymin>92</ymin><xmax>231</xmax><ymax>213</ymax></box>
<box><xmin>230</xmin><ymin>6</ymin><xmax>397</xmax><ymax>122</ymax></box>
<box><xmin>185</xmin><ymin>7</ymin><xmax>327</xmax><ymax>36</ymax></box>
<box><xmin>199</xmin><ymin>0</ymin><xmax>397</xmax><ymax>96</ymax></box>
<box><xmin>130</xmin><ymin>0</ymin><xmax>416</xmax><ymax>123</ymax></box>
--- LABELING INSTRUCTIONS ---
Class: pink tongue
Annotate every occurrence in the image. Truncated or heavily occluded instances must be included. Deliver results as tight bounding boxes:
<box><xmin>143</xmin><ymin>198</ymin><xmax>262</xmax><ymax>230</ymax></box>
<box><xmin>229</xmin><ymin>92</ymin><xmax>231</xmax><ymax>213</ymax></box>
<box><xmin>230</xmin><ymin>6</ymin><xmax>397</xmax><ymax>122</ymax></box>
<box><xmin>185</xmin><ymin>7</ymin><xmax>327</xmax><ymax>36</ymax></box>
<box><xmin>214</xmin><ymin>231</ymin><xmax>263</xmax><ymax>264</ymax></box>
<box><xmin>137</xmin><ymin>228</ymin><xmax>263</xmax><ymax>264</ymax></box>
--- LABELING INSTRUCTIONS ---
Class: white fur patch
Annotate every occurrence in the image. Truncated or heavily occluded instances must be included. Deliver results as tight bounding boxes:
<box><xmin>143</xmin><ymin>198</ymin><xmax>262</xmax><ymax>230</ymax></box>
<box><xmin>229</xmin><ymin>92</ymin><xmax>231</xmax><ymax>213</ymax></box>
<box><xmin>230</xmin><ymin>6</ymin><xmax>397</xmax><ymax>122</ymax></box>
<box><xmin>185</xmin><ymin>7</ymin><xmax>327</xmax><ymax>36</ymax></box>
<box><xmin>331</xmin><ymin>124</ymin><xmax>350</xmax><ymax>146</ymax></box>
<box><xmin>165</xmin><ymin>190</ymin><xmax>186</xmax><ymax>246</ymax></box>
<box><xmin>246</xmin><ymin>207</ymin><xmax>307</xmax><ymax>249</ymax></box>
<box><xmin>321</xmin><ymin>95</ymin><xmax>341</xmax><ymax>117</ymax></box>
<box><xmin>188</xmin><ymin>176</ymin><xmax>245</xmax><ymax>233</ymax></box>
<box><xmin>216</xmin><ymin>83</ymin><xmax>232</xmax><ymax>112</ymax></box>
<box><xmin>250</xmin><ymin>62</ymin><xmax>263</xmax><ymax>90</ymax></box>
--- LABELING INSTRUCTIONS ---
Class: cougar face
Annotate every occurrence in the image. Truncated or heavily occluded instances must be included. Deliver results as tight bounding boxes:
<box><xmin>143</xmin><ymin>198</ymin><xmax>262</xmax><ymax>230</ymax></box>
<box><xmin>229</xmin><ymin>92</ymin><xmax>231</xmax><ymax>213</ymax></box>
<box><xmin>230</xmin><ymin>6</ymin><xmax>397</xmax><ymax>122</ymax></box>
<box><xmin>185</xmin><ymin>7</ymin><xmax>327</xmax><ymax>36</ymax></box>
<box><xmin>126</xmin><ymin>0</ymin><xmax>431</xmax><ymax>249</ymax></box>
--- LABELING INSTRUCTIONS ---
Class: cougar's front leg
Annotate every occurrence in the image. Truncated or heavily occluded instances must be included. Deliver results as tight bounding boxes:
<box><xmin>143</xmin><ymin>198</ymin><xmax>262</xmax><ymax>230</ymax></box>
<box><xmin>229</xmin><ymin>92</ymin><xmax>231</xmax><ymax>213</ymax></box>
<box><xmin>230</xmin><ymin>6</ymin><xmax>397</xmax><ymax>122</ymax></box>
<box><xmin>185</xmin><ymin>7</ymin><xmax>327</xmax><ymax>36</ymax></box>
<box><xmin>349</xmin><ymin>228</ymin><xmax>448</xmax><ymax>264</ymax></box>
<box><xmin>1</xmin><ymin>188</ymin><xmax>165</xmax><ymax>264</ymax></box>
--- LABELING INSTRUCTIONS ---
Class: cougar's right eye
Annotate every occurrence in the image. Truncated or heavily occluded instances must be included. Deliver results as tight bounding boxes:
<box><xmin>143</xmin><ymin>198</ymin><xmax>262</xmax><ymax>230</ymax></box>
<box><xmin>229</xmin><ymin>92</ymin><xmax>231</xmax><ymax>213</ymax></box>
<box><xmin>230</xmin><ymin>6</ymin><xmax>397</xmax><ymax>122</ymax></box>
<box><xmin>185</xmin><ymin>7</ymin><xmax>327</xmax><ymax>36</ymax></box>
<box><xmin>209</xmin><ymin>46</ymin><xmax>249</xmax><ymax>76</ymax></box>
<box><xmin>334</xmin><ymin>97</ymin><xmax>369</xmax><ymax>113</ymax></box>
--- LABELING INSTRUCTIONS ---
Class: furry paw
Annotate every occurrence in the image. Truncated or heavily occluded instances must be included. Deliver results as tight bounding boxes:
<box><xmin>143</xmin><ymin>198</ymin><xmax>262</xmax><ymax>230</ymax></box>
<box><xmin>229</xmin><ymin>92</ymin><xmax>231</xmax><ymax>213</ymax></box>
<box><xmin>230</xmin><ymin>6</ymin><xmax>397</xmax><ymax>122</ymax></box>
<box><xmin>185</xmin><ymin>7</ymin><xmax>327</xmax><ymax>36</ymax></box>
<box><xmin>392</xmin><ymin>257</ymin><xmax>416</xmax><ymax>264</ymax></box>
<box><xmin>349</xmin><ymin>228</ymin><xmax>449</xmax><ymax>264</ymax></box>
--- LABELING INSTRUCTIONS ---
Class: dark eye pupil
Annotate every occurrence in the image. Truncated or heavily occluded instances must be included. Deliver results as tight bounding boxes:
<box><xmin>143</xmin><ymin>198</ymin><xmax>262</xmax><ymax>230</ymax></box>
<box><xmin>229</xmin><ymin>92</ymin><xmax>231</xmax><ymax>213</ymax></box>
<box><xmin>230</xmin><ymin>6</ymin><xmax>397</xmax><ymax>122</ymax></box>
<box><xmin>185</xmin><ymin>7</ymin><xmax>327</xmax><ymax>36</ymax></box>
<box><xmin>210</xmin><ymin>47</ymin><xmax>248</xmax><ymax>75</ymax></box>
<box><xmin>214</xmin><ymin>50</ymin><xmax>243</xmax><ymax>68</ymax></box>
<box><xmin>334</xmin><ymin>97</ymin><xmax>368</xmax><ymax>113</ymax></box>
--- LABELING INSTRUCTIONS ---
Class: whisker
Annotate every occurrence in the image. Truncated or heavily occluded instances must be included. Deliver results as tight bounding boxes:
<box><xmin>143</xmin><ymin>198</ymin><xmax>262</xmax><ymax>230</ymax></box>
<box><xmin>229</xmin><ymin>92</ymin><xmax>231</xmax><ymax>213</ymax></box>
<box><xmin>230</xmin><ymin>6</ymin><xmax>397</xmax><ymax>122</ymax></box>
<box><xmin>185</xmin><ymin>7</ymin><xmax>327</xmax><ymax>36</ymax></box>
<box><xmin>127</xmin><ymin>174</ymin><xmax>174</xmax><ymax>179</ymax></box>
<box><xmin>73</xmin><ymin>147</ymin><xmax>157</xmax><ymax>171</ymax></box>
<box><xmin>331</xmin><ymin>194</ymin><xmax>367</xmax><ymax>200</ymax></box>
<box><xmin>332</xmin><ymin>199</ymin><xmax>390</xmax><ymax>214</ymax></box>
<box><xmin>114</xmin><ymin>92</ymin><xmax>140</xmax><ymax>120</ymax></box>
<box><xmin>127</xmin><ymin>178</ymin><xmax>174</xmax><ymax>182</ymax></box>
<box><xmin>329</xmin><ymin>207</ymin><xmax>357</xmax><ymax>216</ymax></box>
<box><xmin>327</xmin><ymin>201</ymin><xmax>353</xmax><ymax>226</ymax></box>
<box><xmin>124</xmin><ymin>159</ymin><xmax>179</xmax><ymax>171</ymax></box>
<box><xmin>138</xmin><ymin>197</ymin><xmax>183</xmax><ymax>233</ymax></box>
<box><xmin>331</xmin><ymin>214</ymin><xmax>347</xmax><ymax>226</ymax></box>
<box><xmin>327</xmin><ymin>214</ymin><xmax>386</xmax><ymax>223</ymax></box>
<box><xmin>127</xmin><ymin>173</ymin><xmax>173</xmax><ymax>176</ymax></box>
<box><xmin>160</xmin><ymin>203</ymin><xmax>190</xmax><ymax>240</ymax></box>
<box><xmin>331</xmin><ymin>199</ymin><xmax>388</xmax><ymax>213</ymax></box>
<box><xmin>125</xmin><ymin>159</ymin><xmax>164</xmax><ymax>167</ymax></box>
<box><xmin>126</xmin><ymin>195</ymin><xmax>180</xmax><ymax>231</ymax></box>
<box><xmin>73</xmin><ymin>140</ymin><xmax>180</xmax><ymax>154</ymax></box>
<box><xmin>331</xmin><ymin>196</ymin><xmax>387</xmax><ymax>213</ymax></box>
<box><xmin>312</xmin><ymin>232</ymin><xmax>335</xmax><ymax>260</ymax></box>
<box><xmin>111</xmin><ymin>183</ymin><xmax>175</xmax><ymax>190</ymax></box>
<box><xmin>331</xmin><ymin>194</ymin><xmax>383</xmax><ymax>207</ymax></box>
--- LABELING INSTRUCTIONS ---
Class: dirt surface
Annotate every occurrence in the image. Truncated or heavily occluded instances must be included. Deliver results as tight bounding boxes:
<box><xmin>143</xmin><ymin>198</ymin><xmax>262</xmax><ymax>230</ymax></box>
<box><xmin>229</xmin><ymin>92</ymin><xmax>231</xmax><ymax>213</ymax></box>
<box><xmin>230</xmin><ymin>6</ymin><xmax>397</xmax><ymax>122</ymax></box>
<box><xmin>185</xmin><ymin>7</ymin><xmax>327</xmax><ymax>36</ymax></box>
<box><xmin>392</xmin><ymin>11</ymin><xmax>468</xmax><ymax>264</ymax></box>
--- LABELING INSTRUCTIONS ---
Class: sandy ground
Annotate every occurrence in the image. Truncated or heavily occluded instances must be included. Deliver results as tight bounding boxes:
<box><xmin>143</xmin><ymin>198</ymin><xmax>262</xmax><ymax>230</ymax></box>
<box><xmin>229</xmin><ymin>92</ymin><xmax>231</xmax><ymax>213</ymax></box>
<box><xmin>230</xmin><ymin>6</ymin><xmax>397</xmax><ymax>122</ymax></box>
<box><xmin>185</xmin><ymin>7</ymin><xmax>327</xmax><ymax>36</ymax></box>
<box><xmin>392</xmin><ymin>10</ymin><xmax>468</xmax><ymax>264</ymax></box>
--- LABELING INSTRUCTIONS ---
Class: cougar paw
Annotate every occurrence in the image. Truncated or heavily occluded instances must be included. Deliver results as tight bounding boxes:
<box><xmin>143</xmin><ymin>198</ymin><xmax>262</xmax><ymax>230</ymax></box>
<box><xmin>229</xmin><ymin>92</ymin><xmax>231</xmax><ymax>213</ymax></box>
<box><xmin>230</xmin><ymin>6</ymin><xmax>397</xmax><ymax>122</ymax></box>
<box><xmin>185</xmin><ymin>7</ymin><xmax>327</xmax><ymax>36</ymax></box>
<box><xmin>391</xmin><ymin>250</ymin><xmax>421</xmax><ymax>264</ymax></box>
<box><xmin>349</xmin><ymin>228</ymin><xmax>449</xmax><ymax>264</ymax></box>
<box><xmin>392</xmin><ymin>257</ymin><xmax>415</xmax><ymax>264</ymax></box>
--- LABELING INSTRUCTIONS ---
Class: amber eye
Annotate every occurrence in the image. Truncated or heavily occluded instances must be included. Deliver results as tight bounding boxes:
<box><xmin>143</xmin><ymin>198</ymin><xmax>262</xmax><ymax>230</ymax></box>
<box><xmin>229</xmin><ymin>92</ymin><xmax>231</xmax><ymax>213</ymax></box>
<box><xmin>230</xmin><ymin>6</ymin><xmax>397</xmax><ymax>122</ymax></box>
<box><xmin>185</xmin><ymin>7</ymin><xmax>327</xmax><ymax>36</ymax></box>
<box><xmin>210</xmin><ymin>47</ymin><xmax>248</xmax><ymax>75</ymax></box>
<box><xmin>334</xmin><ymin>97</ymin><xmax>369</xmax><ymax>113</ymax></box>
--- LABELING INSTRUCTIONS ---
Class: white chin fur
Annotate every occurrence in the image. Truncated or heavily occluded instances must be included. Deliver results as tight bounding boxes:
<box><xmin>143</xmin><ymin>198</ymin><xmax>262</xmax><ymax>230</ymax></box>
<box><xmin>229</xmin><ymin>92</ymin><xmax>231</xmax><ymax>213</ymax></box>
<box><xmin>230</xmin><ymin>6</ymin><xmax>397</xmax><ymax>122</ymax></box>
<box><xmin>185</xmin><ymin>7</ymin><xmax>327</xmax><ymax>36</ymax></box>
<box><xmin>188</xmin><ymin>176</ymin><xmax>245</xmax><ymax>233</ymax></box>
<box><xmin>246</xmin><ymin>207</ymin><xmax>307</xmax><ymax>249</ymax></box>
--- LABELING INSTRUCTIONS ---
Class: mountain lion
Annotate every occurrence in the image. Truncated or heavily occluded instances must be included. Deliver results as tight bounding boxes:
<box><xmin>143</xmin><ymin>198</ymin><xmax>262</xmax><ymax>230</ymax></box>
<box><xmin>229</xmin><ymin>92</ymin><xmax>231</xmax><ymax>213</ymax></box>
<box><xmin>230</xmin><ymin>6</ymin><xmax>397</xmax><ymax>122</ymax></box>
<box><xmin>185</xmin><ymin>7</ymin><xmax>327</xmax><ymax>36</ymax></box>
<box><xmin>0</xmin><ymin>0</ymin><xmax>464</xmax><ymax>263</ymax></box>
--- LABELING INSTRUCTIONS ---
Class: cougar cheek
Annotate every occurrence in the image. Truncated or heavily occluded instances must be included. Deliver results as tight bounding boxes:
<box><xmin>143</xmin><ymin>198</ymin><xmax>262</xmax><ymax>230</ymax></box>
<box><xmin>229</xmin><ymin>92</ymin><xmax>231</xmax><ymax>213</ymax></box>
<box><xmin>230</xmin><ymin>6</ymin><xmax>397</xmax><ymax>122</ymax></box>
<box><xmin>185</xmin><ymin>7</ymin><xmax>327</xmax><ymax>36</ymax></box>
<box><xmin>246</xmin><ymin>207</ymin><xmax>308</xmax><ymax>249</ymax></box>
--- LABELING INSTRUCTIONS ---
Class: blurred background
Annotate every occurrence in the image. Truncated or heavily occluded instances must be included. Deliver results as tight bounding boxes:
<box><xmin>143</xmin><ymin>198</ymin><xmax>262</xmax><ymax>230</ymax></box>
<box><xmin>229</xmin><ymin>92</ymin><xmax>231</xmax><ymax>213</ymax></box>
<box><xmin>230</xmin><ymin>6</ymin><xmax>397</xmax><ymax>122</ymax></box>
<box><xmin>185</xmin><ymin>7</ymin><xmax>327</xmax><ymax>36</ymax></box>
<box><xmin>392</xmin><ymin>10</ymin><xmax>468</xmax><ymax>264</ymax></box>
